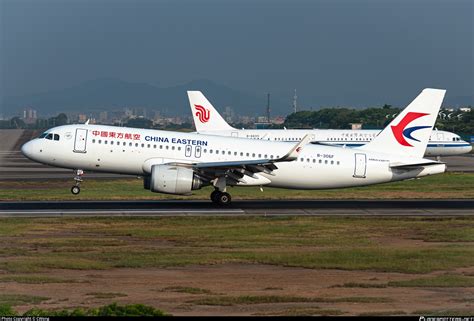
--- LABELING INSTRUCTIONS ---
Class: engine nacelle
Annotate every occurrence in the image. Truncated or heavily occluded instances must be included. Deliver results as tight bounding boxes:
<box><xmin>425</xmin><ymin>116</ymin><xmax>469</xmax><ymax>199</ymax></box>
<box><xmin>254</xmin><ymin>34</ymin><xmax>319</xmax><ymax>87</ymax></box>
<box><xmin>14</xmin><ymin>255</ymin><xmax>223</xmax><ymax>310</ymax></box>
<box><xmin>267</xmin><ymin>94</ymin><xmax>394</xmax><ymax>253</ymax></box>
<box><xmin>150</xmin><ymin>165</ymin><xmax>204</xmax><ymax>195</ymax></box>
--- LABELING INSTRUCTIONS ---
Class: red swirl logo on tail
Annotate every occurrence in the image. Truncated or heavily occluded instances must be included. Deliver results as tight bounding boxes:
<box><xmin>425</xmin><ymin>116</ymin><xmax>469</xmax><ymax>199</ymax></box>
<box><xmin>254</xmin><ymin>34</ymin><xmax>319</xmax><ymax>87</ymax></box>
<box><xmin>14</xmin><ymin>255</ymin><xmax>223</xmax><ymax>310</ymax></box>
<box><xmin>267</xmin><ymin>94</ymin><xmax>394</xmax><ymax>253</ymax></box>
<box><xmin>194</xmin><ymin>104</ymin><xmax>210</xmax><ymax>123</ymax></box>
<box><xmin>391</xmin><ymin>112</ymin><xmax>431</xmax><ymax>147</ymax></box>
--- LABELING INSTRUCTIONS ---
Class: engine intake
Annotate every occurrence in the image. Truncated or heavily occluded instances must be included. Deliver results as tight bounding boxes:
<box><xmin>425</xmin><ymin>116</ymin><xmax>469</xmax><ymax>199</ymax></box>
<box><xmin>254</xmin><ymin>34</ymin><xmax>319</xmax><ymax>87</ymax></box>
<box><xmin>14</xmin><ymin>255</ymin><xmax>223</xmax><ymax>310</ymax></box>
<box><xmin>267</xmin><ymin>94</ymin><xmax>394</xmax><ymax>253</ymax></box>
<box><xmin>149</xmin><ymin>165</ymin><xmax>204</xmax><ymax>195</ymax></box>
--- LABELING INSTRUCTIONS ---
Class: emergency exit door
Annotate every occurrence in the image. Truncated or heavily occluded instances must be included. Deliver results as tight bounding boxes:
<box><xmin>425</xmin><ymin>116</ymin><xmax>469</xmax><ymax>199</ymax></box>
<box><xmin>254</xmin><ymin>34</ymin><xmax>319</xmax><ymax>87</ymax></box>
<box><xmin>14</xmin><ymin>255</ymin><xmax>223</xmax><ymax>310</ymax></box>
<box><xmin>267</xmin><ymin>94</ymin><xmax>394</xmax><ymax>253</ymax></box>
<box><xmin>74</xmin><ymin>128</ymin><xmax>88</xmax><ymax>153</ymax></box>
<box><xmin>353</xmin><ymin>153</ymin><xmax>366</xmax><ymax>178</ymax></box>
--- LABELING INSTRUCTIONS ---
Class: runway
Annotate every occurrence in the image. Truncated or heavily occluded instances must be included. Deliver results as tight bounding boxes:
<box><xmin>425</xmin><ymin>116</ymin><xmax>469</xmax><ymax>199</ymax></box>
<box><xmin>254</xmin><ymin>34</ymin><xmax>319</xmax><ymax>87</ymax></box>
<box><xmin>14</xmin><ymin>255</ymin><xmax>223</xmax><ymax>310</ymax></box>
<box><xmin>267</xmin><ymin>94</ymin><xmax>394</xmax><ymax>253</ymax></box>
<box><xmin>1</xmin><ymin>199</ymin><xmax>473</xmax><ymax>217</ymax></box>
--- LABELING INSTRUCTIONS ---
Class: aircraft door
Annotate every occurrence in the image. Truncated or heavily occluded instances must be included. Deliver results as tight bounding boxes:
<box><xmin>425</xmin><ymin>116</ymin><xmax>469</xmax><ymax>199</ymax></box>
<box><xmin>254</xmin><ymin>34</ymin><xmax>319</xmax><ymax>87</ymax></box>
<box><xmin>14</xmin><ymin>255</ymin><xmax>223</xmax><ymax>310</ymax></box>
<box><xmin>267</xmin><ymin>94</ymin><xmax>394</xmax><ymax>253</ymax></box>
<box><xmin>195</xmin><ymin>146</ymin><xmax>202</xmax><ymax>158</ymax></box>
<box><xmin>437</xmin><ymin>132</ymin><xmax>444</xmax><ymax>141</ymax></box>
<box><xmin>185</xmin><ymin>145</ymin><xmax>192</xmax><ymax>157</ymax></box>
<box><xmin>353</xmin><ymin>153</ymin><xmax>366</xmax><ymax>178</ymax></box>
<box><xmin>74</xmin><ymin>128</ymin><xmax>88</xmax><ymax>153</ymax></box>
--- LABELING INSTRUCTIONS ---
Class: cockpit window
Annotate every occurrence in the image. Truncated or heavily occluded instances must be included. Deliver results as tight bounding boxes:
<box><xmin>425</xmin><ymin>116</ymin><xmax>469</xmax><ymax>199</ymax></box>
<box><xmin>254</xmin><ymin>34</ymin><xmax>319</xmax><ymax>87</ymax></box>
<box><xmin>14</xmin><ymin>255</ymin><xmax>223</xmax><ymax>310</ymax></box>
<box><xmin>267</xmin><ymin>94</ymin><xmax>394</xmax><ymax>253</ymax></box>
<box><xmin>54</xmin><ymin>134</ymin><xmax>60</xmax><ymax>141</ymax></box>
<box><xmin>45</xmin><ymin>133</ymin><xmax>53</xmax><ymax>140</ymax></box>
<box><xmin>38</xmin><ymin>133</ymin><xmax>47</xmax><ymax>139</ymax></box>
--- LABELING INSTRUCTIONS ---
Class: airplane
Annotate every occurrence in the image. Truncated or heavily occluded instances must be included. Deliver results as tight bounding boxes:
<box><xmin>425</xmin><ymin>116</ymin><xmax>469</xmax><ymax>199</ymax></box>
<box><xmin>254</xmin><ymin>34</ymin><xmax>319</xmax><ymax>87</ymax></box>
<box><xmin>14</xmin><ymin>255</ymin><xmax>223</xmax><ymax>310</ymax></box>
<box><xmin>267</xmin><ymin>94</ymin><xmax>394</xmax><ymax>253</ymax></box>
<box><xmin>187</xmin><ymin>91</ymin><xmax>472</xmax><ymax>157</ymax></box>
<box><xmin>21</xmin><ymin>88</ymin><xmax>447</xmax><ymax>205</ymax></box>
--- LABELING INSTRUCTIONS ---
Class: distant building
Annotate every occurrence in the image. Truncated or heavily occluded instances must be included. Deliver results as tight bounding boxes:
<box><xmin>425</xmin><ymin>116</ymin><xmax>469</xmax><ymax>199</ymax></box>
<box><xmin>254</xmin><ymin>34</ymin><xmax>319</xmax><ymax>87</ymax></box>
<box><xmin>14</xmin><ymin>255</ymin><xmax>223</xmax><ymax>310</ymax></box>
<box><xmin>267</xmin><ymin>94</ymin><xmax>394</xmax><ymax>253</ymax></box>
<box><xmin>350</xmin><ymin>123</ymin><xmax>363</xmax><ymax>130</ymax></box>
<box><xmin>78</xmin><ymin>114</ymin><xmax>88</xmax><ymax>123</ymax></box>
<box><xmin>460</xmin><ymin>107</ymin><xmax>472</xmax><ymax>112</ymax></box>
<box><xmin>22</xmin><ymin>107</ymin><xmax>37</xmax><ymax>124</ymax></box>
<box><xmin>272</xmin><ymin>116</ymin><xmax>285</xmax><ymax>125</ymax></box>
<box><xmin>99</xmin><ymin>111</ymin><xmax>108</xmax><ymax>123</ymax></box>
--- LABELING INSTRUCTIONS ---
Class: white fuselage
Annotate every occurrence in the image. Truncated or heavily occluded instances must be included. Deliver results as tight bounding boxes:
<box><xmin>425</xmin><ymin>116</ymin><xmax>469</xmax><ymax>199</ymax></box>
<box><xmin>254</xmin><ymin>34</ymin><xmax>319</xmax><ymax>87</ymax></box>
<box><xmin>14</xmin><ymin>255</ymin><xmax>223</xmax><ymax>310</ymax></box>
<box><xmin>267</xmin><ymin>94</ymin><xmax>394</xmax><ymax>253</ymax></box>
<box><xmin>196</xmin><ymin>129</ymin><xmax>472</xmax><ymax>157</ymax></box>
<box><xmin>21</xmin><ymin>124</ymin><xmax>446</xmax><ymax>191</ymax></box>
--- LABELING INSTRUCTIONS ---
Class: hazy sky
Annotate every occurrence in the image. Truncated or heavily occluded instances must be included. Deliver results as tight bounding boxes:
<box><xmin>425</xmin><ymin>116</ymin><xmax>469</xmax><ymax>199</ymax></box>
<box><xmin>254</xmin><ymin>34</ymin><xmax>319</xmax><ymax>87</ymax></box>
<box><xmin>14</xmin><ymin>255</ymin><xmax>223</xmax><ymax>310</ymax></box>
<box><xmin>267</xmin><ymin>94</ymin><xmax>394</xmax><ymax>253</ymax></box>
<box><xmin>1</xmin><ymin>0</ymin><xmax>473</xmax><ymax>107</ymax></box>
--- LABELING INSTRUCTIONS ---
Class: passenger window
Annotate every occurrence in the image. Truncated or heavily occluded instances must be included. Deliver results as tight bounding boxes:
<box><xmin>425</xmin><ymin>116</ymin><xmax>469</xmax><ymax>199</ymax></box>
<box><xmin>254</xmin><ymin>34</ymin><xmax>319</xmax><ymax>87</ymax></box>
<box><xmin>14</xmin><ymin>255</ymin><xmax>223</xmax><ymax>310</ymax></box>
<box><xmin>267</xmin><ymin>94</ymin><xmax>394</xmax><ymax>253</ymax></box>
<box><xmin>105</xmin><ymin>140</ymin><xmax>108</xmax><ymax>144</ymax></box>
<box><xmin>240</xmin><ymin>152</ymin><xmax>243</xmax><ymax>156</ymax></box>
<box><xmin>147</xmin><ymin>144</ymin><xmax>151</xmax><ymax>148</ymax></box>
<box><xmin>141</xmin><ymin>143</ymin><xmax>144</xmax><ymax>148</ymax></box>
<box><xmin>54</xmin><ymin>134</ymin><xmax>60</xmax><ymax>141</ymax></box>
<box><xmin>324</xmin><ymin>160</ymin><xmax>328</xmax><ymax>164</ymax></box>
<box><xmin>319</xmin><ymin>159</ymin><xmax>322</xmax><ymax>164</ymax></box>
<box><xmin>92</xmin><ymin>139</ymin><xmax>96</xmax><ymax>143</ymax></box>
<box><xmin>153</xmin><ymin>145</ymin><xmax>156</xmax><ymax>148</ymax></box>
<box><xmin>216</xmin><ymin>150</ymin><xmax>219</xmax><ymax>154</ymax></box>
<box><xmin>129</xmin><ymin>142</ymin><xmax>132</xmax><ymax>146</ymax></box>
<box><xmin>110</xmin><ymin>141</ymin><xmax>114</xmax><ymax>145</ymax></box>
<box><xmin>210</xmin><ymin>150</ymin><xmax>213</xmax><ymax>154</ymax></box>
<box><xmin>172</xmin><ymin>146</ymin><xmax>175</xmax><ymax>150</ymax></box>
<box><xmin>166</xmin><ymin>145</ymin><xmax>169</xmax><ymax>150</ymax></box>
<box><xmin>135</xmin><ymin>143</ymin><xmax>139</xmax><ymax>147</ymax></box>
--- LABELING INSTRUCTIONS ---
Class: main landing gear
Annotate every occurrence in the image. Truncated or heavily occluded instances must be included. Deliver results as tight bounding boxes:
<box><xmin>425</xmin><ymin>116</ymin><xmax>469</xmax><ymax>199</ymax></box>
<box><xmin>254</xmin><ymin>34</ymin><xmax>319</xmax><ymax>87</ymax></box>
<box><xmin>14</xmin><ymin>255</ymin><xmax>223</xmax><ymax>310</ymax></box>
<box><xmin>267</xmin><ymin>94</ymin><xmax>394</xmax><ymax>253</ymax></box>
<box><xmin>71</xmin><ymin>169</ymin><xmax>84</xmax><ymax>195</ymax></box>
<box><xmin>210</xmin><ymin>189</ymin><xmax>232</xmax><ymax>206</ymax></box>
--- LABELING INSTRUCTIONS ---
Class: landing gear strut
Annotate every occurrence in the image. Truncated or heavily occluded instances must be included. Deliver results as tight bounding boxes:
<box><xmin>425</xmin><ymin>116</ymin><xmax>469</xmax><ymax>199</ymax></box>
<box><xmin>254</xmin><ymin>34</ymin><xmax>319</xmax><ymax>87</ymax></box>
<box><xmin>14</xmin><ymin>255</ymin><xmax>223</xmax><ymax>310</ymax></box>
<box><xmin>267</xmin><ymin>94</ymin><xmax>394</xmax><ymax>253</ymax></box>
<box><xmin>71</xmin><ymin>169</ymin><xmax>84</xmax><ymax>195</ymax></box>
<box><xmin>210</xmin><ymin>189</ymin><xmax>232</xmax><ymax>206</ymax></box>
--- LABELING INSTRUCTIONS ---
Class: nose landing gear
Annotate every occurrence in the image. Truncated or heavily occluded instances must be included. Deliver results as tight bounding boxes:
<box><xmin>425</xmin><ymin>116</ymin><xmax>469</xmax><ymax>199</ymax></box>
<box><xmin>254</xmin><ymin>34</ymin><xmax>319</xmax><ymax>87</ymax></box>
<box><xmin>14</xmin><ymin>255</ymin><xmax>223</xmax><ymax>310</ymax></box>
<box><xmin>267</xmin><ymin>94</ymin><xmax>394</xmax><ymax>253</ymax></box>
<box><xmin>71</xmin><ymin>169</ymin><xmax>84</xmax><ymax>195</ymax></box>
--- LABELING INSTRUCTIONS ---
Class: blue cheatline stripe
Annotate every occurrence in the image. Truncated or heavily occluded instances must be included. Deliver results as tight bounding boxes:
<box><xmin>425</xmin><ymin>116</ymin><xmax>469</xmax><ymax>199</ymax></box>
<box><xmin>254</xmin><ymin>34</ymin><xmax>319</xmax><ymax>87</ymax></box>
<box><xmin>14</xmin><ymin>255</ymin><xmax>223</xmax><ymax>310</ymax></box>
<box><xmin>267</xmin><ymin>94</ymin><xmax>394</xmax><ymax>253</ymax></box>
<box><xmin>309</xmin><ymin>141</ymin><xmax>472</xmax><ymax>148</ymax></box>
<box><xmin>427</xmin><ymin>144</ymin><xmax>472</xmax><ymax>148</ymax></box>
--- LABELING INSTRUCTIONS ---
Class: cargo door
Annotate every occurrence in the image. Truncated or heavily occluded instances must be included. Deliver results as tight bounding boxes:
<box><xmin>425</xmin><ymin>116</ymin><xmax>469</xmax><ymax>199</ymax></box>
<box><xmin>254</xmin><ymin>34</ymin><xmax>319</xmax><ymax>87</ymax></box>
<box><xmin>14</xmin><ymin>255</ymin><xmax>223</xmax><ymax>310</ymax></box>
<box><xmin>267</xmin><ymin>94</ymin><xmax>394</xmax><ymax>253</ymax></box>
<box><xmin>353</xmin><ymin>153</ymin><xmax>366</xmax><ymax>178</ymax></box>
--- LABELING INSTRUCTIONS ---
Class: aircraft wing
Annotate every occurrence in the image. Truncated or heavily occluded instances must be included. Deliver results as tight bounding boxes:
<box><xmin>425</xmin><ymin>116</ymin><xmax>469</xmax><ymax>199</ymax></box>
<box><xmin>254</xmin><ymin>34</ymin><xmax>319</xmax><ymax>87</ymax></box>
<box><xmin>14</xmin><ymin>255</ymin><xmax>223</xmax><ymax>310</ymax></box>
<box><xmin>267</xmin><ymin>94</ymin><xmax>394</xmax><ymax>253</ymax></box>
<box><xmin>166</xmin><ymin>135</ymin><xmax>312</xmax><ymax>184</ymax></box>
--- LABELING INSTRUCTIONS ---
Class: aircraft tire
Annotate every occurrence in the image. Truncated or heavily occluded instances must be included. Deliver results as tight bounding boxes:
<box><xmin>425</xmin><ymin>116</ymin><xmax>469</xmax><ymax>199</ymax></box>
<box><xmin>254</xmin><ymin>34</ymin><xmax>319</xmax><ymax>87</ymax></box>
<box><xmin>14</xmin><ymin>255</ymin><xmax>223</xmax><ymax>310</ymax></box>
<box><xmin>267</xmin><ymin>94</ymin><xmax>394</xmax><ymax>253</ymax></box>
<box><xmin>217</xmin><ymin>192</ymin><xmax>231</xmax><ymax>206</ymax></box>
<box><xmin>71</xmin><ymin>186</ymin><xmax>81</xmax><ymax>195</ymax></box>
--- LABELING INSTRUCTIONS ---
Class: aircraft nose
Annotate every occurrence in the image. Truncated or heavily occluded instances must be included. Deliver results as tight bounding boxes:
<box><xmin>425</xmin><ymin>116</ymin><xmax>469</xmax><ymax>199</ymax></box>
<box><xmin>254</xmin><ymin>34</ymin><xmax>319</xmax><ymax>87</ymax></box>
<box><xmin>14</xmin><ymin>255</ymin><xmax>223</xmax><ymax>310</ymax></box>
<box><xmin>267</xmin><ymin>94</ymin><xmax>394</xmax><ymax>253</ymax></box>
<box><xmin>21</xmin><ymin>141</ymin><xmax>35</xmax><ymax>160</ymax></box>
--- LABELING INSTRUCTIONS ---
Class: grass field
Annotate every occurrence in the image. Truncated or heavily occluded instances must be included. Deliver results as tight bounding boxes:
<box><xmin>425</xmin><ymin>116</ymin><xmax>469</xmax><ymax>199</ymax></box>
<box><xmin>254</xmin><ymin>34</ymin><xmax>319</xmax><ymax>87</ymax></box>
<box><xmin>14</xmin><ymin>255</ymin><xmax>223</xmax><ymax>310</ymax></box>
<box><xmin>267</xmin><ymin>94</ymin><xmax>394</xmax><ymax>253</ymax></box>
<box><xmin>0</xmin><ymin>215</ymin><xmax>473</xmax><ymax>315</ymax></box>
<box><xmin>0</xmin><ymin>172</ymin><xmax>473</xmax><ymax>201</ymax></box>
<box><xmin>1</xmin><ymin>216</ymin><xmax>473</xmax><ymax>274</ymax></box>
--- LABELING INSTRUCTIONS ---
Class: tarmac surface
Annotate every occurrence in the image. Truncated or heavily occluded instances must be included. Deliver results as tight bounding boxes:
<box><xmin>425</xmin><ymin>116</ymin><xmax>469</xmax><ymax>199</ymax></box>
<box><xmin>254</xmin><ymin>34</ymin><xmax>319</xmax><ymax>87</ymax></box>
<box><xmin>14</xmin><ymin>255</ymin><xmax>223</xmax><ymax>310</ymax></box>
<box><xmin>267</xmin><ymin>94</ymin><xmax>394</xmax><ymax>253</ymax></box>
<box><xmin>1</xmin><ymin>199</ymin><xmax>473</xmax><ymax>217</ymax></box>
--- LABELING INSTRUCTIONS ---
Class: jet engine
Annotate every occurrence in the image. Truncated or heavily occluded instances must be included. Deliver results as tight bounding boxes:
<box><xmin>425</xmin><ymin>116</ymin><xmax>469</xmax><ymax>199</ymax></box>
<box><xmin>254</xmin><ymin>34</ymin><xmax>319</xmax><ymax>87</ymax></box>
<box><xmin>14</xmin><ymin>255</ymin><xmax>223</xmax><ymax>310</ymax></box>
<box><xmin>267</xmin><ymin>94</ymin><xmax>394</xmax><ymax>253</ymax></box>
<box><xmin>149</xmin><ymin>164</ymin><xmax>205</xmax><ymax>195</ymax></box>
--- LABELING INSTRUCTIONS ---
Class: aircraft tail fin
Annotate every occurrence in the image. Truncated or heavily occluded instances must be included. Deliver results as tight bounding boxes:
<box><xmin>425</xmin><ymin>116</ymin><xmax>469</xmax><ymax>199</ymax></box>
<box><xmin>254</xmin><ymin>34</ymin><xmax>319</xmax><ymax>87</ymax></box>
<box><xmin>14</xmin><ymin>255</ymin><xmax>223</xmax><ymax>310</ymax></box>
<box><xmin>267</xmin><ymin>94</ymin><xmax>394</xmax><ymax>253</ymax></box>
<box><xmin>187</xmin><ymin>91</ymin><xmax>236</xmax><ymax>132</ymax></box>
<box><xmin>358</xmin><ymin>88</ymin><xmax>446</xmax><ymax>158</ymax></box>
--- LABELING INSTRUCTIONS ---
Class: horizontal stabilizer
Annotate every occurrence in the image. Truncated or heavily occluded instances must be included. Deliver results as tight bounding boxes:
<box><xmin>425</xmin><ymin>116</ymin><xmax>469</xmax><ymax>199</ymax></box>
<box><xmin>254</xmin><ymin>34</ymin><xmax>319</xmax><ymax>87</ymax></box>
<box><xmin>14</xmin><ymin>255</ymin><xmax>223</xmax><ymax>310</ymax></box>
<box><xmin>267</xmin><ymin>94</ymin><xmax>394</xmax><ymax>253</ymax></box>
<box><xmin>389</xmin><ymin>160</ymin><xmax>445</xmax><ymax>169</ymax></box>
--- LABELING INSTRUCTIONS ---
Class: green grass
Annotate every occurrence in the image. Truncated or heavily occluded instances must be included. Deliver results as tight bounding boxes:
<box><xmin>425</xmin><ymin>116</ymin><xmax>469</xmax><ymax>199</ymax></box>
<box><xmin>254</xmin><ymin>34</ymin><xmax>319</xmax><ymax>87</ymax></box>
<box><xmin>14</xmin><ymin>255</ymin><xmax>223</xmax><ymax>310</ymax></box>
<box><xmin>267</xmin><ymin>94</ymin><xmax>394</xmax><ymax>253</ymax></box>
<box><xmin>160</xmin><ymin>286</ymin><xmax>213</xmax><ymax>295</ymax></box>
<box><xmin>22</xmin><ymin>303</ymin><xmax>167</xmax><ymax>316</ymax></box>
<box><xmin>0</xmin><ymin>294</ymin><xmax>49</xmax><ymax>306</ymax></box>
<box><xmin>86</xmin><ymin>292</ymin><xmax>128</xmax><ymax>299</ymax></box>
<box><xmin>414</xmin><ymin>309</ymin><xmax>474</xmax><ymax>316</ymax></box>
<box><xmin>190</xmin><ymin>295</ymin><xmax>392</xmax><ymax>306</ymax></box>
<box><xmin>338</xmin><ymin>274</ymin><xmax>474</xmax><ymax>288</ymax></box>
<box><xmin>1</xmin><ymin>172</ymin><xmax>473</xmax><ymax>201</ymax></box>
<box><xmin>388</xmin><ymin>274</ymin><xmax>474</xmax><ymax>287</ymax></box>
<box><xmin>0</xmin><ymin>275</ymin><xmax>82</xmax><ymax>284</ymax></box>
<box><xmin>336</xmin><ymin>282</ymin><xmax>388</xmax><ymax>288</ymax></box>
<box><xmin>255</xmin><ymin>307</ymin><xmax>344</xmax><ymax>316</ymax></box>
<box><xmin>0</xmin><ymin>216</ymin><xmax>473</xmax><ymax>274</ymax></box>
